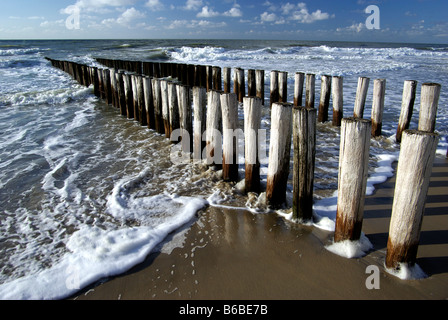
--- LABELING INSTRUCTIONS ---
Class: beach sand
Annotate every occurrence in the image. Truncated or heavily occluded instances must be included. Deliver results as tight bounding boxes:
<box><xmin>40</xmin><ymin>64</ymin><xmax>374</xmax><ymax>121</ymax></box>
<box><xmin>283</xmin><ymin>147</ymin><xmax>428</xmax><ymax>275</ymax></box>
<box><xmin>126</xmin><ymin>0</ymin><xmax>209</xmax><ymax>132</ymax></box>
<box><xmin>73</xmin><ymin>155</ymin><xmax>448</xmax><ymax>301</ymax></box>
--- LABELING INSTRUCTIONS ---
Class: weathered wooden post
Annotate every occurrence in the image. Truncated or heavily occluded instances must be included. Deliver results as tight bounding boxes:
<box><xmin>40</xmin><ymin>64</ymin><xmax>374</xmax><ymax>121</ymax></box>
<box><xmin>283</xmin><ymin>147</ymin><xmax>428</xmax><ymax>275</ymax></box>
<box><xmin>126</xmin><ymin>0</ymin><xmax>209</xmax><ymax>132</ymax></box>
<box><xmin>270</xmin><ymin>70</ymin><xmax>279</xmax><ymax>108</ymax></box>
<box><xmin>151</xmin><ymin>78</ymin><xmax>164</xmax><ymax>135</ymax></box>
<box><xmin>193</xmin><ymin>87</ymin><xmax>207</xmax><ymax>162</ymax></box>
<box><xmin>213</xmin><ymin>66</ymin><xmax>222</xmax><ymax>91</ymax></box>
<box><xmin>123</xmin><ymin>73</ymin><xmax>134</xmax><ymax>119</ymax></box>
<box><xmin>266</xmin><ymin>102</ymin><xmax>293</xmax><ymax>208</ymax></box>
<box><xmin>160</xmin><ymin>80</ymin><xmax>171</xmax><ymax>138</ymax></box>
<box><xmin>247</xmin><ymin>69</ymin><xmax>255</xmax><ymax>97</ymax></box>
<box><xmin>244</xmin><ymin>96</ymin><xmax>262</xmax><ymax>193</ymax></box>
<box><xmin>396</xmin><ymin>80</ymin><xmax>417</xmax><ymax>143</ymax></box>
<box><xmin>334</xmin><ymin>118</ymin><xmax>371</xmax><ymax>242</ymax></box>
<box><xmin>354</xmin><ymin>77</ymin><xmax>370</xmax><ymax>118</ymax></box>
<box><xmin>371</xmin><ymin>79</ymin><xmax>386</xmax><ymax>137</ymax></box>
<box><xmin>305</xmin><ymin>73</ymin><xmax>315</xmax><ymax>109</ymax></box>
<box><xmin>234</xmin><ymin>68</ymin><xmax>245</xmax><ymax>103</ymax></box>
<box><xmin>93</xmin><ymin>67</ymin><xmax>100</xmax><ymax>97</ymax></box>
<box><xmin>221</xmin><ymin>92</ymin><xmax>240</xmax><ymax>182</ymax></box>
<box><xmin>104</xmin><ymin>69</ymin><xmax>112</xmax><ymax>105</ymax></box>
<box><xmin>223</xmin><ymin>67</ymin><xmax>231</xmax><ymax>93</ymax></box>
<box><xmin>137</xmin><ymin>75</ymin><xmax>147</xmax><ymax>126</ymax></box>
<box><xmin>168</xmin><ymin>82</ymin><xmax>180</xmax><ymax>137</ymax></box>
<box><xmin>177</xmin><ymin>84</ymin><xmax>192</xmax><ymax>153</ymax></box>
<box><xmin>143</xmin><ymin>76</ymin><xmax>155</xmax><ymax>129</ymax></box>
<box><xmin>294</xmin><ymin>72</ymin><xmax>305</xmax><ymax>107</ymax></box>
<box><xmin>279</xmin><ymin>71</ymin><xmax>288</xmax><ymax>103</ymax></box>
<box><xmin>110</xmin><ymin>68</ymin><xmax>117</xmax><ymax>107</ymax></box>
<box><xmin>332</xmin><ymin>76</ymin><xmax>343</xmax><ymax>127</ymax></box>
<box><xmin>255</xmin><ymin>69</ymin><xmax>265</xmax><ymax>105</ymax></box>
<box><xmin>205</xmin><ymin>90</ymin><xmax>223</xmax><ymax>167</ymax></box>
<box><xmin>386</xmin><ymin>130</ymin><xmax>439</xmax><ymax>272</ymax></box>
<box><xmin>116</xmin><ymin>71</ymin><xmax>127</xmax><ymax>117</ymax></box>
<box><xmin>292</xmin><ymin>106</ymin><xmax>317</xmax><ymax>222</ymax></box>
<box><xmin>206</xmin><ymin>66</ymin><xmax>213</xmax><ymax>92</ymax></box>
<box><xmin>418</xmin><ymin>83</ymin><xmax>441</xmax><ymax>133</ymax></box>
<box><xmin>131</xmin><ymin>74</ymin><xmax>140</xmax><ymax>122</ymax></box>
<box><xmin>318</xmin><ymin>75</ymin><xmax>332</xmax><ymax>123</ymax></box>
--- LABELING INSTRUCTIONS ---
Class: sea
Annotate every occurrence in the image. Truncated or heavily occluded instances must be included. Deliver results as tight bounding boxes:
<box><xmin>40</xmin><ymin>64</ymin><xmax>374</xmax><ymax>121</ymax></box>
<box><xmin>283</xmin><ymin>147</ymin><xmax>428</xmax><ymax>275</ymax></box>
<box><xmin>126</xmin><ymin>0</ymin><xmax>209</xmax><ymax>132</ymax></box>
<box><xmin>0</xmin><ymin>39</ymin><xmax>447</xmax><ymax>299</ymax></box>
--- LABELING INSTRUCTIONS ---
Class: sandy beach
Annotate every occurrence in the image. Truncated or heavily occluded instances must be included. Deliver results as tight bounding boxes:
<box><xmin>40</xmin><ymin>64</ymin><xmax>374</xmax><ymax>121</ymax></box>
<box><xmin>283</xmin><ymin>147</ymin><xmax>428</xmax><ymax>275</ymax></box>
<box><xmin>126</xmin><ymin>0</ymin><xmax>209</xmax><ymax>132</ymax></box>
<box><xmin>73</xmin><ymin>155</ymin><xmax>448</xmax><ymax>301</ymax></box>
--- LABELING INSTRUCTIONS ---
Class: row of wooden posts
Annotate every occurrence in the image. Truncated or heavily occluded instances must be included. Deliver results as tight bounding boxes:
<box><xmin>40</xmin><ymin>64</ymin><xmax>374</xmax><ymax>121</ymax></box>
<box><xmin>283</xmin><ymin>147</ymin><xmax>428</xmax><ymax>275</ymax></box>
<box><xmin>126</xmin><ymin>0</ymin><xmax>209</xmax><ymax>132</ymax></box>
<box><xmin>46</xmin><ymin>57</ymin><xmax>441</xmax><ymax>274</ymax></box>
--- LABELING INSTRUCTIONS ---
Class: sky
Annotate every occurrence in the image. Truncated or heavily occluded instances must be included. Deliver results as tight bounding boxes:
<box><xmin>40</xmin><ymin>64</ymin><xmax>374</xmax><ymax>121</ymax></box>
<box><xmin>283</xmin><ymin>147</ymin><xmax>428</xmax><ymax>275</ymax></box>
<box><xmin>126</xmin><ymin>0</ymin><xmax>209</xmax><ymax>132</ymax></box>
<box><xmin>1</xmin><ymin>0</ymin><xmax>448</xmax><ymax>44</ymax></box>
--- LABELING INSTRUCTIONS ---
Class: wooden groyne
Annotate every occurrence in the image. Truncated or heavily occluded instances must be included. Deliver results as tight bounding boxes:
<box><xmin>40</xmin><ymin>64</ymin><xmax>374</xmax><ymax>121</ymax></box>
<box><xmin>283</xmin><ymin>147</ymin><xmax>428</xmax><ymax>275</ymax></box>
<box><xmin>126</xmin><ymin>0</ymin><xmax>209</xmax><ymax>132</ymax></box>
<box><xmin>45</xmin><ymin>56</ymin><xmax>442</xmax><ymax>276</ymax></box>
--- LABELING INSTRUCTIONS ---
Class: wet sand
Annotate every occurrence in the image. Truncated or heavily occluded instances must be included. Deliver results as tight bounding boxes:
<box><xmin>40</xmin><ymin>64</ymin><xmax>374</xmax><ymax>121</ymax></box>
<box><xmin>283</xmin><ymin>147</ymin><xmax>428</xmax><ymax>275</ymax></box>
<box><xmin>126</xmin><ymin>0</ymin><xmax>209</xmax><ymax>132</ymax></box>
<box><xmin>73</xmin><ymin>155</ymin><xmax>448</xmax><ymax>300</ymax></box>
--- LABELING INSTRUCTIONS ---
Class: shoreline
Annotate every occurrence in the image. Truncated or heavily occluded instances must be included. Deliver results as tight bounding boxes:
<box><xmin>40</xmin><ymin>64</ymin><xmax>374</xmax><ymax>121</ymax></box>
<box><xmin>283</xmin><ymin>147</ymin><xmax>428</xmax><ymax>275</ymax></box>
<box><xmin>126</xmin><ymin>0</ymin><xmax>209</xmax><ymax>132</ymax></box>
<box><xmin>73</xmin><ymin>155</ymin><xmax>448</xmax><ymax>300</ymax></box>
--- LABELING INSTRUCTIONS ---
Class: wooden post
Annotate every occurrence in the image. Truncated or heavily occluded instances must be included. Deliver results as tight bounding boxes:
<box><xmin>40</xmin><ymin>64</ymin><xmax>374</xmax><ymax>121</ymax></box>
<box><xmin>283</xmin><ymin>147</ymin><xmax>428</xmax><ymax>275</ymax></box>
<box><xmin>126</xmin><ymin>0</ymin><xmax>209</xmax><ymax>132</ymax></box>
<box><xmin>418</xmin><ymin>83</ymin><xmax>441</xmax><ymax>133</ymax></box>
<box><xmin>247</xmin><ymin>69</ymin><xmax>256</xmax><ymax>97</ymax></box>
<box><xmin>160</xmin><ymin>80</ymin><xmax>171</xmax><ymax>138</ymax></box>
<box><xmin>193</xmin><ymin>87</ymin><xmax>207</xmax><ymax>162</ymax></box>
<box><xmin>334</xmin><ymin>118</ymin><xmax>371</xmax><ymax>242</ymax></box>
<box><xmin>168</xmin><ymin>82</ymin><xmax>180</xmax><ymax>137</ymax></box>
<box><xmin>354</xmin><ymin>77</ymin><xmax>370</xmax><ymax>118</ymax></box>
<box><xmin>255</xmin><ymin>70</ymin><xmax>265</xmax><ymax>105</ymax></box>
<box><xmin>213</xmin><ymin>66</ymin><xmax>222</xmax><ymax>91</ymax></box>
<box><xmin>294</xmin><ymin>72</ymin><xmax>305</xmax><ymax>107</ymax></box>
<box><xmin>137</xmin><ymin>75</ymin><xmax>147</xmax><ymax>126</ymax></box>
<box><xmin>131</xmin><ymin>74</ymin><xmax>140</xmax><ymax>123</ymax></box>
<box><xmin>143</xmin><ymin>76</ymin><xmax>155</xmax><ymax>129</ymax></box>
<box><xmin>206</xmin><ymin>66</ymin><xmax>213</xmax><ymax>92</ymax></box>
<box><xmin>151</xmin><ymin>78</ymin><xmax>164</xmax><ymax>135</ymax></box>
<box><xmin>244</xmin><ymin>96</ymin><xmax>262</xmax><ymax>193</ymax></box>
<box><xmin>292</xmin><ymin>106</ymin><xmax>317</xmax><ymax>222</ymax></box>
<box><xmin>221</xmin><ymin>92</ymin><xmax>240</xmax><ymax>182</ymax></box>
<box><xmin>396</xmin><ymin>80</ymin><xmax>417</xmax><ymax>143</ymax></box>
<box><xmin>386</xmin><ymin>130</ymin><xmax>439</xmax><ymax>271</ymax></box>
<box><xmin>123</xmin><ymin>73</ymin><xmax>134</xmax><ymax>119</ymax></box>
<box><xmin>105</xmin><ymin>69</ymin><xmax>112</xmax><ymax>105</ymax></box>
<box><xmin>116</xmin><ymin>71</ymin><xmax>127</xmax><ymax>117</ymax></box>
<box><xmin>332</xmin><ymin>76</ymin><xmax>343</xmax><ymax>127</ymax></box>
<box><xmin>371</xmin><ymin>79</ymin><xmax>386</xmax><ymax>137</ymax></box>
<box><xmin>234</xmin><ymin>68</ymin><xmax>245</xmax><ymax>103</ymax></box>
<box><xmin>270</xmin><ymin>70</ymin><xmax>279</xmax><ymax>108</ymax></box>
<box><xmin>177</xmin><ymin>84</ymin><xmax>192</xmax><ymax>153</ymax></box>
<box><xmin>305</xmin><ymin>74</ymin><xmax>315</xmax><ymax>109</ymax></box>
<box><xmin>279</xmin><ymin>71</ymin><xmax>288</xmax><ymax>103</ymax></box>
<box><xmin>318</xmin><ymin>75</ymin><xmax>332</xmax><ymax>123</ymax></box>
<box><xmin>266</xmin><ymin>102</ymin><xmax>293</xmax><ymax>208</ymax></box>
<box><xmin>223</xmin><ymin>67</ymin><xmax>231</xmax><ymax>93</ymax></box>
<box><xmin>93</xmin><ymin>67</ymin><xmax>100</xmax><ymax>97</ymax></box>
<box><xmin>205</xmin><ymin>90</ymin><xmax>222</xmax><ymax>167</ymax></box>
<box><xmin>110</xmin><ymin>68</ymin><xmax>117</xmax><ymax>108</ymax></box>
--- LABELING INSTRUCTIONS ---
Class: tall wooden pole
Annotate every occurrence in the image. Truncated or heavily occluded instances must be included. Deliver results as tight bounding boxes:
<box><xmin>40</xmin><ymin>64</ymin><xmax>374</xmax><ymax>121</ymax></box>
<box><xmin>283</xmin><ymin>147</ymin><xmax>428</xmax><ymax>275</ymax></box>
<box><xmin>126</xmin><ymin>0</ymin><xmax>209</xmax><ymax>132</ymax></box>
<box><xmin>371</xmin><ymin>79</ymin><xmax>386</xmax><ymax>137</ymax></box>
<box><xmin>270</xmin><ymin>70</ymin><xmax>279</xmax><ymax>108</ymax></box>
<box><xmin>332</xmin><ymin>76</ymin><xmax>343</xmax><ymax>127</ymax></box>
<box><xmin>418</xmin><ymin>83</ymin><xmax>441</xmax><ymax>133</ymax></box>
<box><xmin>255</xmin><ymin>69</ymin><xmax>265</xmax><ymax>105</ymax></box>
<box><xmin>334</xmin><ymin>118</ymin><xmax>371</xmax><ymax>242</ymax></box>
<box><xmin>396</xmin><ymin>80</ymin><xmax>417</xmax><ymax>143</ymax></box>
<box><xmin>244</xmin><ymin>97</ymin><xmax>262</xmax><ymax>193</ymax></box>
<box><xmin>278</xmin><ymin>71</ymin><xmax>288</xmax><ymax>103</ymax></box>
<box><xmin>221</xmin><ymin>92</ymin><xmax>240</xmax><ymax>182</ymax></box>
<box><xmin>305</xmin><ymin>73</ymin><xmax>315</xmax><ymax>109</ymax></box>
<box><xmin>354</xmin><ymin>77</ymin><xmax>370</xmax><ymax>118</ymax></box>
<box><xmin>266</xmin><ymin>102</ymin><xmax>293</xmax><ymax>208</ymax></box>
<box><xmin>292</xmin><ymin>106</ymin><xmax>317</xmax><ymax>222</ymax></box>
<box><xmin>386</xmin><ymin>130</ymin><xmax>439</xmax><ymax>271</ymax></box>
<box><xmin>294</xmin><ymin>72</ymin><xmax>305</xmax><ymax>107</ymax></box>
<box><xmin>205</xmin><ymin>90</ymin><xmax>222</xmax><ymax>167</ymax></box>
<box><xmin>318</xmin><ymin>75</ymin><xmax>332</xmax><ymax>123</ymax></box>
<box><xmin>193</xmin><ymin>87</ymin><xmax>207</xmax><ymax>163</ymax></box>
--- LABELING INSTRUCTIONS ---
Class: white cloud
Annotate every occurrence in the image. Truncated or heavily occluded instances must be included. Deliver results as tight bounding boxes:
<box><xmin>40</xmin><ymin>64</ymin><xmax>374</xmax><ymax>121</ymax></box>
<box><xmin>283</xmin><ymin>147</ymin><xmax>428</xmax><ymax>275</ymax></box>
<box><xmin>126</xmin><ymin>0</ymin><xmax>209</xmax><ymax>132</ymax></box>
<box><xmin>184</xmin><ymin>0</ymin><xmax>203</xmax><ymax>11</ymax></box>
<box><xmin>197</xmin><ymin>6</ymin><xmax>219</xmax><ymax>18</ymax></box>
<box><xmin>337</xmin><ymin>22</ymin><xmax>365</xmax><ymax>33</ymax></box>
<box><xmin>101</xmin><ymin>7</ymin><xmax>145</xmax><ymax>28</ymax></box>
<box><xmin>145</xmin><ymin>0</ymin><xmax>164</xmax><ymax>11</ymax></box>
<box><xmin>61</xmin><ymin>0</ymin><xmax>136</xmax><ymax>13</ymax></box>
<box><xmin>260</xmin><ymin>12</ymin><xmax>277</xmax><ymax>22</ymax></box>
<box><xmin>290</xmin><ymin>4</ymin><xmax>332</xmax><ymax>23</ymax></box>
<box><xmin>223</xmin><ymin>6</ymin><xmax>243</xmax><ymax>18</ymax></box>
<box><xmin>167</xmin><ymin>19</ymin><xmax>226</xmax><ymax>30</ymax></box>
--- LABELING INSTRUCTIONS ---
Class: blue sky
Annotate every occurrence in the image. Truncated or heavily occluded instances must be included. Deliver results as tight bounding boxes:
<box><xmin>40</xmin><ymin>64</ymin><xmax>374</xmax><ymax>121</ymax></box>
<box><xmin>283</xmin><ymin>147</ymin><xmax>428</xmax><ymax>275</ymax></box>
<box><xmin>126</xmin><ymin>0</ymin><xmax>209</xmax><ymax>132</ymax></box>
<box><xmin>1</xmin><ymin>0</ymin><xmax>448</xmax><ymax>43</ymax></box>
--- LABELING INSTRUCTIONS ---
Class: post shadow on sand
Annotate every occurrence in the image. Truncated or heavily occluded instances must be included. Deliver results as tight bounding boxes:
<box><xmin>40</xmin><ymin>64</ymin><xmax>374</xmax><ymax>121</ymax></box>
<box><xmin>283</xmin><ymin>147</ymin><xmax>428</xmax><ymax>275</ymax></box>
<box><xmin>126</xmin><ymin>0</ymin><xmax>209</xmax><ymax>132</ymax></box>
<box><xmin>362</xmin><ymin>156</ymin><xmax>448</xmax><ymax>277</ymax></box>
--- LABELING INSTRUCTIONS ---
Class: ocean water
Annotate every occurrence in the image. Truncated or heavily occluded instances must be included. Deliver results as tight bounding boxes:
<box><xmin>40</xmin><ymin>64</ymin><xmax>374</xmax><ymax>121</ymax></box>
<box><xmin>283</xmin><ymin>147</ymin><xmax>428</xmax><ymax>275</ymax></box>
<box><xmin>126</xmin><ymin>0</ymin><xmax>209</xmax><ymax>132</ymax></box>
<box><xmin>0</xmin><ymin>39</ymin><xmax>447</xmax><ymax>299</ymax></box>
